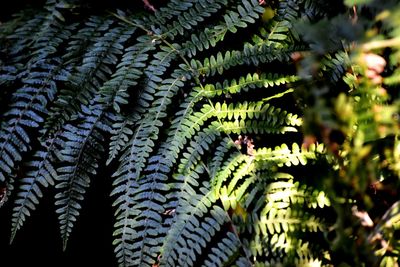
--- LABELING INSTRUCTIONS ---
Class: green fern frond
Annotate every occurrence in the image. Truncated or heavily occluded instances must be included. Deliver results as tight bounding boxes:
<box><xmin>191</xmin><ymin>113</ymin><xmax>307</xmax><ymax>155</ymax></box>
<box><xmin>141</xmin><ymin>93</ymin><xmax>213</xmax><ymax>185</ymax></box>
<box><xmin>111</xmin><ymin>124</ymin><xmax>162</xmax><ymax>265</ymax></box>
<box><xmin>254</xmin><ymin>143</ymin><xmax>320</xmax><ymax>167</ymax></box>
<box><xmin>160</xmin><ymin>181</ymin><xmax>230</xmax><ymax>267</ymax></box>
<box><xmin>256</xmin><ymin>207</ymin><xmax>325</xmax><ymax>236</ymax></box>
<box><xmin>182</xmin><ymin>0</ymin><xmax>264</xmax><ymax>58</ymax></box>
<box><xmin>177</xmin><ymin>122</ymin><xmax>222</xmax><ymax>173</ymax></box>
<box><xmin>208</xmin><ymin>137</ymin><xmax>235</xmax><ymax>179</ymax></box>
<box><xmin>112</xmin><ymin>171</ymin><xmax>168</xmax><ymax>266</ymax></box>
<box><xmin>320</xmin><ymin>51</ymin><xmax>349</xmax><ymax>82</ymax></box>
<box><xmin>220</xmin><ymin>118</ymin><xmax>300</xmax><ymax>134</ymax></box>
<box><xmin>193</xmin><ymin>42</ymin><xmax>294</xmax><ymax>77</ymax></box>
<box><xmin>202</xmin><ymin>72</ymin><xmax>299</xmax><ymax>98</ymax></box>
<box><xmin>264</xmin><ymin>180</ymin><xmax>330</xmax><ymax>210</ymax></box>
<box><xmin>253</xmin><ymin>4</ymin><xmax>298</xmax><ymax>48</ymax></box>
<box><xmin>200</xmin><ymin>232</ymin><xmax>245</xmax><ymax>267</ymax></box>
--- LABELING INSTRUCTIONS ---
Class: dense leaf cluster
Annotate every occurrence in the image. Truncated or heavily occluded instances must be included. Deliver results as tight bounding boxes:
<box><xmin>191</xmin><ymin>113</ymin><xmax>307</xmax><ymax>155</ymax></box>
<box><xmin>1</xmin><ymin>0</ymin><xmax>400</xmax><ymax>266</ymax></box>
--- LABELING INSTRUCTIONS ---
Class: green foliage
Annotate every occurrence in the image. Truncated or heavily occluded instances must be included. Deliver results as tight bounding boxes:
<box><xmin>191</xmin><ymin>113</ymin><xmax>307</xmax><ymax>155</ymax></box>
<box><xmin>1</xmin><ymin>0</ymin><xmax>400</xmax><ymax>266</ymax></box>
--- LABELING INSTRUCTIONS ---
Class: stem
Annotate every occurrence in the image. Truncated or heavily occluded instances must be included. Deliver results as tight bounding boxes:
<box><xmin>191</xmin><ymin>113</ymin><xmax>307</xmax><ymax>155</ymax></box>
<box><xmin>109</xmin><ymin>12</ymin><xmax>154</xmax><ymax>36</ymax></box>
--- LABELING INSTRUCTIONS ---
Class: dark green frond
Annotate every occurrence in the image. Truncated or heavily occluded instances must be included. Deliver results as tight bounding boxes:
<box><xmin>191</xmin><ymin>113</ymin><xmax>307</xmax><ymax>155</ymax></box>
<box><xmin>10</xmin><ymin>138</ymin><xmax>59</xmax><ymax>242</ymax></box>
<box><xmin>54</xmin><ymin>104</ymin><xmax>104</xmax><ymax>249</ymax></box>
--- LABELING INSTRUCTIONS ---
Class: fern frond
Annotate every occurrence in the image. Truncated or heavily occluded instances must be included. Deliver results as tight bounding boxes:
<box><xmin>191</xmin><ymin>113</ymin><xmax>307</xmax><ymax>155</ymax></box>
<box><xmin>320</xmin><ymin>51</ymin><xmax>349</xmax><ymax>82</ymax></box>
<box><xmin>112</xmin><ymin>68</ymin><xmax>188</xmax><ymax>265</ymax></box>
<box><xmin>157</xmin><ymin>0</ymin><xmax>228</xmax><ymax>40</ymax></box>
<box><xmin>0</xmin><ymin>60</ymin><xmax>70</xmax><ymax>183</ymax></box>
<box><xmin>264</xmin><ymin>180</ymin><xmax>330</xmax><ymax>210</ymax></box>
<box><xmin>99</xmin><ymin>35</ymin><xmax>155</xmax><ymax>113</ymax></box>
<box><xmin>177</xmin><ymin>121</ymin><xmax>222</xmax><ymax>173</ymax></box>
<box><xmin>212</xmin><ymin>152</ymin><xmax>249</xmax><ymax>196</ymax></box>
<box><xmin>193</xmin><ymin>43</ymin><xmax>294</xmax><ymax>77</ymax></box>
<box><xmin>145</xmin><ymin>99</ymin><xmax>214</xmax><ymax>178</ymax></box>
<box><xmin>54</xmin><ymin>105</ymin><xmax>104</xmax><ymax>249</ymax></box>
<box><xmin>0</xmin><ymin>1</ymin><xmax>346</xmax><ymax>265</ymax></box>
<box><xmin>181</xmin><ymin>0</ymin><xmax>263</xmax><ymax>58</ymax></box>
<box><xmin>2</xmin><ymin>13</ymin><xmax>47</xmax><ymax>65</ymax></box>
<box><xmin>112</xmin><ymin>170</ymin><xmax>168</xmax><ymax>266</ymax></box>
<box><xmin>208</xmin><ymin>137</ymin><xmax>235</xmax><ymax>179</ymax></box>
<box><xmin>253</xmin><ymin>1</ymin><xmax>300</xmax><ymax>48</ymax></box>
<box><xmin>200</xmin><ymin>232</ymin><xmax>244</xmax><ymax>267</ymax></box>
<box><xmin>220</xmin><ymin>118</ymin><xmax>300</xmax><ymax>135</ymax></box>
<box><xmin>46</xmin><ymin>24</ymin><xmax>134</xmax><ymax>133</ymax></box>
<box><xmin>255</xmin><ymin>207</ymin><xmax>324</xmax><ymax>236</ymax></box>
<box><xmin>106</xmin><ymin>114</ymin><xmax>137</xmax><ymax>165</ymax></box>
<box><xmin>214</xmin><ymin>101</ymin><xmax>299</xmax><ymax>121</ymax></box>
<box><xmin>111</xmin><ymin>123</ymin><xmax>158</xmax><ymax>265</ymax></box>
<box><xmin>139</xmin><ymin>0</ymin><xmax>198</xmax><ymax>31</ymax></box>
<box><xmin>63</xmin><ymin>16</ymin><xmax>114</xmax><ymax>65</ymax></box>
<box><xmin>202</xmin><ymin>72</ymin><xmax>299</xmax><ymax>98</ymax></box>
<box><xmin>10</xmin><ymin>137</ymin><xmax>59</xmax><ymax>242</ymax></box>
<box><xmin>254</xmin><ymin>143</ymin><xmax>320</xmax><ymax>167</ymax></box>
<box><xmin>0</xmin><ymin>8</ymin><xmax>77</xmax><ymax>184</ymax></box>
<box><xmin>130</xmin><ymin>44</ymin><xmax>179</xmax><ymax>114</ymax></box>
<box><xmin>160</xmin><ymin>181</ymin><xmax>230</xmax><ymax>267</ymax></box>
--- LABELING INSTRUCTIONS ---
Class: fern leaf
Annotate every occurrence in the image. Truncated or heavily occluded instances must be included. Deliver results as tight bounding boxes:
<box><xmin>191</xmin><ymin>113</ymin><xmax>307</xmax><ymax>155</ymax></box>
<box><xmin>145</xmin><ymin>99</ymin><xmax>214</xmax><ymax>179</ymax></box>
<box><xmin>10</xmin><ymin>137</ymin><xmax>59</xmax><ymax>242</ymax></box>
<box><xmin>160</xmin><ymin>181</ymin><xmax>230</xmax><ymax>267</ymax></box>
<box><xmin>200</xmin><ymin>232</ymin><xmax>244</xmax><ymax>267</ymax></box>
<box><xmin>181</xmin><ymin>0</ymin><xmax>263</xmax><ymax>57</ymax></box>
<box><xmin>212</xmin><ymin>152</ymin><xmax>248</xmax><ymax>197</ymax></box>
<box><xmin>46</xmin><ymin>25</ymin><xmax>134</xmax><ymax>134</ymax></box>
<box><xmin>208</xmin><ymin>137</ymin><xmax>235</xmax><ymax>179</ymax></box>
<box><xmin>99</xmin><ymin>35</ymin><xmax>155</xmax><ymax>113</ymax></box>
<box><xmin>177</xmin><ymin>122</ymin><xmax>222</xmax><ymax>173</ymax></box>
<box><xmin>254</xmin><ymin>143</ymin><xmax>319</xmax><ymax>167</ymax></box>
<box><xmin>63</xmin><ymin>16</ymin><xmax>114</xmax><ymax>65</ymax></box>
<box><xmin>202</xmin><ymin>72</ymin><xmax>299</xmax><ymax>98</ymax></box>
<box><xmin>54</xmin><ymin>105</ymin><xmax>104</xmax><ymax>249</ymax></box>
<box><xmin>158</xmin><ymin>0</ymin><xmax>227</xmax><ymax>40</ymax></box>
<box><xmin>106</xmin><ymin>114</ymin><xmax>137</xmax><ymax>165</ymax></box>
<box><xmin>0</xmin><ymin>60</ymin><xmax>70</xmax><ymax>184</ymax></box>
<box><xmin>193</xmin><ymin>43</ymin><xmax>294</xmax><ymax>77</ymax></box>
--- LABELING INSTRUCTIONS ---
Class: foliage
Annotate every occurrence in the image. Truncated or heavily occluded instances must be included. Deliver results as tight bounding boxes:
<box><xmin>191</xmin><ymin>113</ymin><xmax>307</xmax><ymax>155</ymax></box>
<box><xmin>1</xmin><ymin>0</ymin><xmax>400</xmax><ymax>266</ymax></box>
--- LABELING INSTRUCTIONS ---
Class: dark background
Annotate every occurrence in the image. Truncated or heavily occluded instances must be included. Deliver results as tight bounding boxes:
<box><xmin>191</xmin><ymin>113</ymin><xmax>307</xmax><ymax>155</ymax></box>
<box><xmin>0</xmin><ymin>175</ymin><xmax>115</xmax><ymax>266</ymax></box>
<box><xmin>0</xmin><ymin>0</ymin><xmax>45</xmax><ymax>21</ymax></box>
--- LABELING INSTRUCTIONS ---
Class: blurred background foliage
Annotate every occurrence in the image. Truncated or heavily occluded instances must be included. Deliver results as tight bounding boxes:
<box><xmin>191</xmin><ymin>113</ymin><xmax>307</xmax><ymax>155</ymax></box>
<box><xmin>295</xmin><ymin>0</ymin><xmax>400</xmax><ymax>265</ymax></box>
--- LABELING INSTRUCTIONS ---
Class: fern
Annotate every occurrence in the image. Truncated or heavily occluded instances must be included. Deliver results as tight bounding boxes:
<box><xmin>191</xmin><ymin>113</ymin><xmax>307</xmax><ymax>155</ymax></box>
<box><xmin>54</xmin><ymin>104</ymin><xmax>105</xmax><ymax>249</ymax></box>
<box><xmin>10</xmin><ymin>138</ymin><xmax>58</xmax><ymax>241</ymax></box>
<box><xmin>3</xmin><ymin>0</ymin><xmax>395</xmax><ymax>266</ymax></box>
<box><xmin>46</xmin><ymin>23</ymin><xmax>134</xmax><ymax>133</ymax></box>
<box><xmin>160</xmin><ymin>182</ymin><xmax>229</xmax><ymax>267</ymax></box>
<box><xmin>106</xmin><ymin>113</ymin><xmax>137</xmax><ymax>165</ymax></box>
